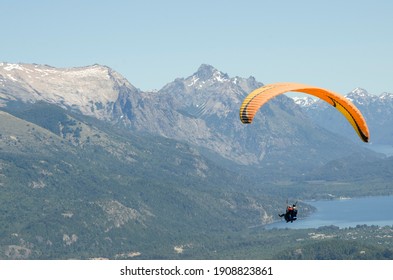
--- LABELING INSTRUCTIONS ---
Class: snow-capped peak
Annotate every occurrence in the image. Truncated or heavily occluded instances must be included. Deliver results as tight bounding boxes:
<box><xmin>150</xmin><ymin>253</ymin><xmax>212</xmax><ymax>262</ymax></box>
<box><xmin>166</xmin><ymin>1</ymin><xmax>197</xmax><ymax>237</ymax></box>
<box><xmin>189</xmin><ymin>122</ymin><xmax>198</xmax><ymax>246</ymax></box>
<box><xmin>346</xmin><ymin>88</ymin><xmax>374</xmax><ymax>105</ymax></box>
<box><xmin>185</xmin><ymin>65</ymin><xmax>231</xmax><ymax>88</ymax></box>
<box><xmin>349</xmin><ymin>87</ymin><xmax>370</xmax><ymax>97</ymax></box>
<box><xmin>292</xmin><ymin>96</ymin><xmax>317</xmax><ymax>107</ymax></box>
<box><xmin>380</xmin><ymin>92</ymin><xmax>393</xmax><ymax>100</ymax></box>
<box><xmin>0</xmin><ymin>62</ymin><xmax>137</xmax><ymax>120</ymax></box>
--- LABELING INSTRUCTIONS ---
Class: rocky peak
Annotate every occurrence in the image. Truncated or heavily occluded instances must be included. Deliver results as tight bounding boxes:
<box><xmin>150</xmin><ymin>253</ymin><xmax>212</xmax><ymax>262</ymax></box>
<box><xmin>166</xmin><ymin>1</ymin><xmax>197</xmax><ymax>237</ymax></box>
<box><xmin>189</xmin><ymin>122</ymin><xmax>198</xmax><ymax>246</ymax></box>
<box><xmin>347</xmin><ymin>87</ymin><xmax>370</xmax><ymax>98</ymax></box>
<box><xmin>188</xmin><ymin>64</ymin><xmax>230</xmax><ymax>85</ymax></box>
<box><xmin>346</xmin><ymin>88</ymin><xmax>377</xmax><ymax>105</ymax></box>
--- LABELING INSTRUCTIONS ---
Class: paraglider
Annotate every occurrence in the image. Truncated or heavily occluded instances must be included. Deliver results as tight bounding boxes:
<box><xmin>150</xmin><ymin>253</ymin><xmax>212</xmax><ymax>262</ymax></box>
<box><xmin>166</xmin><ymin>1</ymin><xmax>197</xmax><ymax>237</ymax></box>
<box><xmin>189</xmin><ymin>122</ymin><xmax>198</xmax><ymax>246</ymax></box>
<box><xmin>279</xmin><ymin>202</ymin><xmax>298</xmax><ymax>223</ymax></box>
<box><xmin>239</xmin><ymin>82</ymin><xmax>370</xmax><ymax>142</ymax></box>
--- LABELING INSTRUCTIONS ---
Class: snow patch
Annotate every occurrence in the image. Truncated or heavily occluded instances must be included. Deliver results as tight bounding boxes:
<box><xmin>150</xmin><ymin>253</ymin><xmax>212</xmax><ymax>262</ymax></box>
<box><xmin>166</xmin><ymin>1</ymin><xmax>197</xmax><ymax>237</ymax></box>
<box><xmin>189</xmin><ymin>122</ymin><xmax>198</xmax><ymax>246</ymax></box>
<box><xmin>212</xmin><ymin>70</ymin><xmax>229</xmax><ymax>83</ymax></box>
<box><xmin>352</xmin><ymin>87</ymin><xmax>369</xmax><ymax>96</ymax></box>
<box><xmin>6</xmin><ymin>74</ymin><xmax>17</xmax><ymax>82</ymax></box>
<box><xmin>3</xmin><ymin>63</ymin><xmax>24</xmax><ymax>71</ymax></box>
<box><xmin>187</xmin><ymin>76</ymin><xmax>200</xmax><ymax>86</ymax></box>
<box><xmin>380</xmin><ymin>92</ymin><xmax>393</xmax><ymax>100</ymax></box>
<box><xmin>292</xmin><ymin>96</ymin><xmax>317</xmax><ymax>107</ymax></box>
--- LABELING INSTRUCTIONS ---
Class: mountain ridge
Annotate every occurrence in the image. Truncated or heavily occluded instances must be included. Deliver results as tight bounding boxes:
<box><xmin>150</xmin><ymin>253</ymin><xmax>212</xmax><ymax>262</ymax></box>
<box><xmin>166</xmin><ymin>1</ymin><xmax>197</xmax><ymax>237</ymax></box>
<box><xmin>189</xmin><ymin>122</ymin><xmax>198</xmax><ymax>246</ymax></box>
<box><xmin>292</xmin><ymin>87</ymin><xmax>393</xmax><ymax>144</ymax></box>
<box><xmin>1</xmin><ymin>62</ymin><xmax>377</xmax><ymax>171</ymax></box>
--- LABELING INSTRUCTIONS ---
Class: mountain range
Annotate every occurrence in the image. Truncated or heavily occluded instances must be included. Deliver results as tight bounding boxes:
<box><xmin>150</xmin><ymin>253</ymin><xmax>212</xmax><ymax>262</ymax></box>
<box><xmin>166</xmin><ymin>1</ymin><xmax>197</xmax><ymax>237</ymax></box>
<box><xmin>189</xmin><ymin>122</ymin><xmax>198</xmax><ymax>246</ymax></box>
<box><xmin>0</xmin><ymin>63</ymin><xmax>379</xmax><ymax>175</ymax></box>
<box><xmin>0</xmin><ymin>62</ymin><xmax>392</xmax><ymax>259</ymax></box>
<box><xmin>293</xmin><ymin>87</ymin><xmax>393</xmax><ymax>145</ymax></box>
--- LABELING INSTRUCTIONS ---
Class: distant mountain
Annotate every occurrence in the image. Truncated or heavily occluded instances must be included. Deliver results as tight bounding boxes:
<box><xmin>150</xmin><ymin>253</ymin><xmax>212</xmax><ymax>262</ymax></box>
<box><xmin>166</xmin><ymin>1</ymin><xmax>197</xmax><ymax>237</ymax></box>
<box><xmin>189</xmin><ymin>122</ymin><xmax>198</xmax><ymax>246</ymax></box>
<box><xmin>0</xmin><ymin>63</ymin><xmax>141</xmax><ymax>120</ymax></box>
<box><xmin>292</xmin><ymin>88</ymin><xmax>393</xmax><ymax>145</ymax></box>
<box><xmin>306</xmin><ymin>151</ymin><xmax>393</xmax><ymax>183</ymax></box>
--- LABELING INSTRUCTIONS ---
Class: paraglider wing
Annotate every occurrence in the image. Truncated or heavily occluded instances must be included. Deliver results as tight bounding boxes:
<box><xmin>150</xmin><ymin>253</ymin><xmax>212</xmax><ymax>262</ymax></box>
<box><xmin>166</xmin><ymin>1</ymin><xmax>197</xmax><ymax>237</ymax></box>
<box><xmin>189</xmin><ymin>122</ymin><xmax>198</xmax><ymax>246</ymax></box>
<box><xmin>239</xmin><ymin>82</ymin><xmax>370</xmax><ymax>142</ymax></box>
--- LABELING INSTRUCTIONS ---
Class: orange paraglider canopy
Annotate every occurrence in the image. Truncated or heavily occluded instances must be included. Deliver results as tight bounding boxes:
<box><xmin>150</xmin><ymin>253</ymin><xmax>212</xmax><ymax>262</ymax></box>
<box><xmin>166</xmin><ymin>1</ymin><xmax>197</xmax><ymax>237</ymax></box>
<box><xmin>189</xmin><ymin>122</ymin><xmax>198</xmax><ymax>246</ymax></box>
<box><xmin>239</xmin><ymin>82</ymin><xmax>370</xmax><ymax>142</ymax></box>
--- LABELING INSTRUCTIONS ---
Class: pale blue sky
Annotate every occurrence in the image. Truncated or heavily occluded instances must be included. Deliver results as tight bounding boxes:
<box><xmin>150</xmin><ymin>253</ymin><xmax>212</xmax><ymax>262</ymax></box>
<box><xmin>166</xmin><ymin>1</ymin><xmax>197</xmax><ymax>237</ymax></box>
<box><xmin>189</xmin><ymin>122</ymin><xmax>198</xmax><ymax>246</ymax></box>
<box><xmin>2</xmin><ymin>0</ymin><xmax>393</xmax><ymax>95</ymax></box>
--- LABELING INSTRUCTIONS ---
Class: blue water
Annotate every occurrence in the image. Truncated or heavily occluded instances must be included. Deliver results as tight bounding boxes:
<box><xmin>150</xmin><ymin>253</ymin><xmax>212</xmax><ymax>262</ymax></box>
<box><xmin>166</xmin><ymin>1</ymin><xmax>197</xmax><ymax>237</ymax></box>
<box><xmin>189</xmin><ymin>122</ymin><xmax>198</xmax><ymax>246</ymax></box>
<box><xmin>265</xmin><ymin>196</ymin><xmax>393</xmax><ymax>229</ymax></box>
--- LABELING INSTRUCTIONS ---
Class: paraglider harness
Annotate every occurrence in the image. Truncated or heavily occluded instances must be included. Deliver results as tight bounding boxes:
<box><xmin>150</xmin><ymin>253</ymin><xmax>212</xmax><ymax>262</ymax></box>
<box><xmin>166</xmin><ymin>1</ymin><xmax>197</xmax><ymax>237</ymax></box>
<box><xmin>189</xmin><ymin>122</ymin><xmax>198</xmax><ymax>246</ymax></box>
<box><xmin>279</xmin><ymin>201</ymin><xmax>298</xmax><ymax>223</ymax></box>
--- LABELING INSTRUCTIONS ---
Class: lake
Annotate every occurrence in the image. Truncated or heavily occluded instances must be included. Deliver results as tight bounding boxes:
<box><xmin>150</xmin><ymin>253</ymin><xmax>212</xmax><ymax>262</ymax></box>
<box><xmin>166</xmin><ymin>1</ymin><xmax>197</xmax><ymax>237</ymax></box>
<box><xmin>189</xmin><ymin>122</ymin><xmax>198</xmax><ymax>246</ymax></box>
<box><xmin>265</xmin><ymin>196</ymin><xmax>393</xmax><ymax>229</ymax></box>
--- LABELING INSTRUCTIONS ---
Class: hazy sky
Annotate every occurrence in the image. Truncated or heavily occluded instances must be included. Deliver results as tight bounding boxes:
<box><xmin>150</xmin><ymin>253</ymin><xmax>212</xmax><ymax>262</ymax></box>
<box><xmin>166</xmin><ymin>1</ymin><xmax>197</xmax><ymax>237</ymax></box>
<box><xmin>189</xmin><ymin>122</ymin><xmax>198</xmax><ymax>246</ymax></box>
<box><xmin>2</xmin><ymin>0</ymin><xmax>393</xmax><ymax>94</ymax></box>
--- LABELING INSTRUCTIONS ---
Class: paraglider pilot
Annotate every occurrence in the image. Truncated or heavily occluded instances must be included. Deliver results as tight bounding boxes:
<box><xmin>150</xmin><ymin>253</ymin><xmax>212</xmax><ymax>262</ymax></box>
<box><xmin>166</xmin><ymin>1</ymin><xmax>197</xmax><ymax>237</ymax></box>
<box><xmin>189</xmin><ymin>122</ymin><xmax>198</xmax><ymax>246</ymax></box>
<box><xmin>279</xmin><ymin>204</ymin><xmax>297</xmax><ymax>223</ymax></box>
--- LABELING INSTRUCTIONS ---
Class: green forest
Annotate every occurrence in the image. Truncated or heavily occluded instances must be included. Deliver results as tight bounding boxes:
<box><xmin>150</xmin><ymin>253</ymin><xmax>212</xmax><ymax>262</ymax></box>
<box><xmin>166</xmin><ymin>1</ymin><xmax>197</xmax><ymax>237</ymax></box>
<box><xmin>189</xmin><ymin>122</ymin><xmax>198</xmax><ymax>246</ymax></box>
<box><xmin>1</xmin><ymin>103</ymin><xmax>393</xmax><ymax>260</ymax></box>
